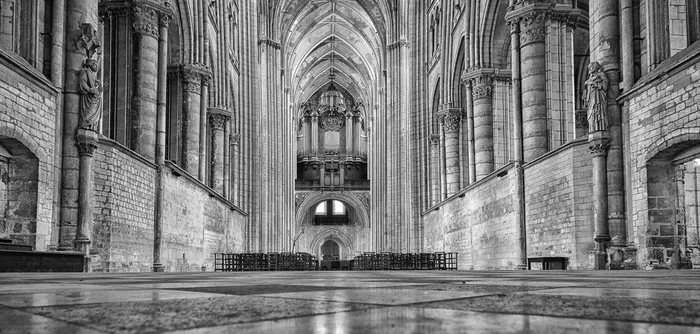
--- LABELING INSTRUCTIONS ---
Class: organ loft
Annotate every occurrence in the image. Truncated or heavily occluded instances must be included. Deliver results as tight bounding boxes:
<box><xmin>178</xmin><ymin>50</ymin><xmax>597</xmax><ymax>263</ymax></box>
<box><xmin>1</xmin><ymin>0</ymin><xmax>700</xmax><ymax>274</ymax></box>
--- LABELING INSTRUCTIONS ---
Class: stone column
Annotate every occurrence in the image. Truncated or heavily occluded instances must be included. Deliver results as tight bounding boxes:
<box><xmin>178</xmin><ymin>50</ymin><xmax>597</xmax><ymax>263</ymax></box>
<box><xmin>199</xmin><ymin>76</ymin><xmax>210</xmax><ymax>182</ymax></box>
<box><xmin>675</xmin><ymin>164</ymin><xmax>687</xmax><ymax>255</ymax></box>
<box><xmin>311</xmin><ymin>113</ymin><xmax>319</xmax><ymax>158</ymax></box>
<box><xmin>471</xmin><ymin>75</ymin><xmax>494</xmax><ymax>179</ymax></box>
<box><xmin>131</xmin><ymin>5</ymin><xmax>159</xmax><ymax>162</ymax></box>
<box><xmin>303</xmin><ymin>116</ymin><xmax>311</xmax><ymax>157</ymax></box>
<box><xmin>223</xmin><ymin>116</ymin><xmax>230</xmax><ymax>199</ymax></box>
<box><xmin>153</xmin><ymin>11</ymin><xmax>170</xmax><ymax>273</ymax></box>
<box><xmin>209</xmin><ymin>110</ymin><xmax>230</xmax><ymax>195</ymax></box>
<box><xmin>345</xmin><ymin>113</ymin><xmax>353</xmax><ymax>159</ymax></box>
<box><xmin>518</xmin><ymin>10</ymin><xmax>548</xmax><ymax>161</ymax></box>
<box><xmin>589</xmin><ymin>132</ymin><xmax>611</xmax><ymax>270</ymax></box>
<box><xmin>430</xmin><ymin>134</ymin><xmax>441</xmax><ymax>206</ymax></box>
<box><xmin>180</xmin><ymin>65</ymin><xmax>203</xmax><ymax>176</ymax></box>
<box><xmin>465</xmin><ymin>81</ymin><xmax>476</xmax><ymax>184</ymax></box>
<box><xmin>442</xmin><ymin>109</ymin><xmax>462</xmax><ymax>196</ymax></box>
<box><xmin>353</xmin><ymin>115</ymin><xmax>361</xmax><ymax>158</ymax></box>
<box><xmin>59</xmin><ymin>5</ymin><xmax>99</xmax><ymax>251</ymax></box>
<box><xmin>594</xmin><ymin>0</ymin><xmax>627</xmax><ymax>249</ymax></box>
<box><xmin>509</xmin><ymin>16</ymin><xmax>528</xmax><ymax>269</ymax></box>
<box><xmin>231</xmin><ymin>133</ymin><xmax>240</xmax><ymax>203</ymax></box>
<box><xmin>75</xmin><ymin>129</ymin><xmax>99</xmax><ymax>268</ymax></box>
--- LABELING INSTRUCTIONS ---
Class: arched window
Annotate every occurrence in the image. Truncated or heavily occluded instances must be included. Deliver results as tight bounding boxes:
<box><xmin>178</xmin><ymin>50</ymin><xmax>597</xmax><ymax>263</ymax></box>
<box><xmin>313</xmin><ymin>200</ymin><xmax>349</xmax><ymax>225</ymax></box>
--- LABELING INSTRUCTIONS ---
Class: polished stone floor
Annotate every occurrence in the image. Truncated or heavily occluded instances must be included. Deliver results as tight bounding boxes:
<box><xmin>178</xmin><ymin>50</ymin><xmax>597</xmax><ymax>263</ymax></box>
<box><xmin>1</xmin><ymin>270</ymin><xmax>700</xmax><ymax>333</ymax></box>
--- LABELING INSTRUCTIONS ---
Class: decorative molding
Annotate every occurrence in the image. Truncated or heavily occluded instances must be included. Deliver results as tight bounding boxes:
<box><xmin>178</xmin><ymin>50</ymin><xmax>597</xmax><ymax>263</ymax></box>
<box><xmin>519</xmin><ymin>12</ymin><xmax>546</xmax><ymax>45</ymax></box>
<box><xmin>132</xmin><ymin>5</ymin><xmax>159</xmax><ymax>38</ymax></box>
<box><xmin>472</xmin><ymin>84</ymin><xmax>493</xmax><ymax>100</ymax></box>
<box><xmin>208</xmin><ymin>112</ymin><xmax>230</xmax><ymax>131</ymax></box>
<box><xmin>441</xmin><ymin>110</ymin><xmax>461</xmax><ymax>133</ymax></box>
<box><xmin>258</xmin><ymin>37</ymin><xmax>281</xmax><ymax>49</ymax></box>
<box><xmin>575</xmin><ymin>109</ymin><xmax>588</xmax><ymax>129</ymax></box>
<box><xmin>77</xmin><ymin>141</ymin><xmax>98</xmax><ymax>156</ymax></box>
<box><xmin>230</xmin><ymin>133</ymin><xmax>241</xmax><ymax>145</ymax></box>
<box><xmin>589</xmin><ymin>141</ymin><xmax>610</xmax><ymax>157</ymax></box>
<box><xmin>388</xmin><ymin>39</ymin><xmax>409</xmax><ymax>51</ymax></box>
<box><xmin>159</xmin><ymin>14</ymin><xmax>172</xmax><ymax>28</ymax></box>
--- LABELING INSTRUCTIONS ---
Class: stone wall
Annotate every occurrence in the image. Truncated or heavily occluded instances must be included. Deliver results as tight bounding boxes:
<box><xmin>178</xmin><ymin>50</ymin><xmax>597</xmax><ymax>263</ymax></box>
<box><xmin>524</xmin><ymin>139</ymin><xmax>594</xmax><ymax>269</ymax></box>
<box><xmin>92</xmin><ymin>140</ymin><xmax>156</xmax><ymax>272</ymax></box>
<box><xmin>0</xmin><ymin>50</ymin><xmax>58</xmax><ymax>251</ymax></box>
<box><xmin>625</xmin><ymin>44</ymin><xmax>700</xmax><ymax>266</ymax></box>
<box><xmin>161</xmin><ymin>165</ymin><xmax>246</xmax><ymax>272</ymax></box>
<box><xmin>423</xmin><ymin>168</ymin><xmax>517</xmax><ymax>270</ymax></box>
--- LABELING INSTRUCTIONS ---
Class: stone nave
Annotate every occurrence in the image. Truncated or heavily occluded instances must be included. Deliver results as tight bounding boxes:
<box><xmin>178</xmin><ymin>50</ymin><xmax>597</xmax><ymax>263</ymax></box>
<box><xmin>1</xmin><ymin>0</ymin><xmax>700</xmax><ymax>274</ymax></box>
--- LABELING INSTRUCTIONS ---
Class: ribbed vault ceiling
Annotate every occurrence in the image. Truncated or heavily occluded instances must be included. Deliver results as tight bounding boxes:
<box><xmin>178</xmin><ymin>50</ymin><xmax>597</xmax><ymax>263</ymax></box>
<box><xmin>276</xmin><ymin>0</ymin><xmax>392</xmax><ymax>112</ymax></box>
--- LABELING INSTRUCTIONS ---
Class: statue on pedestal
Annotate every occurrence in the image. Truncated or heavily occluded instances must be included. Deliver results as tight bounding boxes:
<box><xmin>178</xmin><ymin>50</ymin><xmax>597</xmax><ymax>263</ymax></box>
<box><xmin>583</xmin><ymin>61</ymin><xmax>609</xmax><ymax>133</ymax></box>
<box><xmin>78</xmin><ymin>58</ymin><xmax>103</xmax><ymax>131</ymax></box>
<box><xmin>75</xmin><ymin>23</ymin><xmax>103</xmax><ymax>131</ymax></box>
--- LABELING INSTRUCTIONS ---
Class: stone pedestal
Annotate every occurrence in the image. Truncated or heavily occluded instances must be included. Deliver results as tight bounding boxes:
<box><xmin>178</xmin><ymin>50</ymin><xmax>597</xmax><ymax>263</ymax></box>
<box><xmin>589</xmin><ymin>131</ymin><xmax>610</xmax><ymax>270</ymax></box>
<box><xmin>76</xmin><ymin>129</ymin><xmax>98</xmax><ymax>271</ymax></box>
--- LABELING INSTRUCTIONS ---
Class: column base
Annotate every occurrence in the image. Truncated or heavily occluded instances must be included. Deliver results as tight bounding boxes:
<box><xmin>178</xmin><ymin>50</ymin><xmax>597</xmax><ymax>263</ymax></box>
<box><xmin>152</xmin><ymin>263</ymin><xmax>166</xmax><ymax>272</ymax></box>
<box><xmin>608</xmin><ymin>245</ymin><xmax>638</xmax><ymax>270</ymax></box>
<box><xmin>516</xmin><ymin>264</ymin><xmax>528</xmax><ymax>270</ymax></box>
<box><xmin>688</xmin><ymin>246</ymin><xmax>700</xmax><ymax>270</ymax></box>
<box><xmin>75</xmin><ymin>238</ymin><xmax>91</xmax><ymax>272</ymax></box>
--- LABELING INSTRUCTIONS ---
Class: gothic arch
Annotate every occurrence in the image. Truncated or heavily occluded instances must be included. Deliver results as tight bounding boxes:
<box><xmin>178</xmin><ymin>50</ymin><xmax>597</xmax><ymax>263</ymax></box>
<box><xmin>295</xmin><ymin>192</ymin><xmax>370</xmax><ymax>229</ymax></box>
<box><xmin>644</xmin><ymin>130</ymin><xmax>700</xmax><ymax>164</ymax></box>
<box><xmin>0</xmin><ymin>122</ymin><xmax>45</xmax><ymax>162</ymax></box>
<box><xmin>309</xmin><ymin>228</ymin><xmax>355</xmax><ymax>259</ymax></box>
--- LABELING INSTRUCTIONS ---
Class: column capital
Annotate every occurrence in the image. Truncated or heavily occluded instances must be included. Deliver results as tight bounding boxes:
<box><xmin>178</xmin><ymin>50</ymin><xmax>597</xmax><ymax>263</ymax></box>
<box><xmin>429</xmin><ymin>134</ymin><xmax>440</xmax><ymax>144</ymax></box>
<box><xmin>588</xmin><ymin>132</ymin><xmax>611</xmax><ymax>157</ymax></box>
<box><xmin>132</xmin><ymin>4</ymin><xmax>159</xmax><ymax>38</ymax></box>
<box><xmin>208</xmin><ymin>108</ymin><xmax>231</xmax><ymax>131</ymax></box>
<box><xmin>439</xmin><ymin>109</ymin><xmax>462</xmax><ymax>133</ymax></box>
<box><xmin>230</xmin><ymin>133</ymin><xmax>241</xmax><ymax>146</ymax></box>
<box><xmin>76</xmin><ymin>129</ymin><xmax>100</xmax><ymax>157</ymax></box>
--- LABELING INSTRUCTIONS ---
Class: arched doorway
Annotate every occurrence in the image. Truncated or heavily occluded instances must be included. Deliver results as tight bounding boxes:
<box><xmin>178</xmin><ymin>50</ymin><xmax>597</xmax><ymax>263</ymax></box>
<box><xmin>321</xmin><ymin>240</ymin><xmax>340</xmax><ymax>260</ymax></box>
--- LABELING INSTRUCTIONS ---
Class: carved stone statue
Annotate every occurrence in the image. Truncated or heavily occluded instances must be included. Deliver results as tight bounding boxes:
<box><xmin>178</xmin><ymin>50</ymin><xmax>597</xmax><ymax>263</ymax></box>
<box><xmin>75</xmin><ymin>23</ymin><xmax>103</xmax><ymax>131</ymax></box>
<box><xmin>583</xmin><ymin>61</ymin><xmax>609</xmax><ymax>133</ymax></box>
<box><xmin>79</xmin><ymin>58</ymin><xmax>103</xmax><ymax>131</ymax></box>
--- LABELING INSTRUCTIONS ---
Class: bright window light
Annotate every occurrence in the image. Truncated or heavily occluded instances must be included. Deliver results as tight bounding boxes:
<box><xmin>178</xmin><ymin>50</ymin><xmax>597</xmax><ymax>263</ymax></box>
<box><xmin>333</xmin><ymin>200</ymin><xmax>345</xmax><ymax>215</ymax></box>
<box><xmin>315</xmin><ymin>202</ymin><xmax>326</xmax><ymax>215</ymax></box>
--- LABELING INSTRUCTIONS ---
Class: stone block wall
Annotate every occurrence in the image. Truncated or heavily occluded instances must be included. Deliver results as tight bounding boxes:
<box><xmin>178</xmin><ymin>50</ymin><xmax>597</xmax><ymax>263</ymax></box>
<box><xmin>92</xmin><ymin>140</ymin><xmax>156</xmax><ymax>272</ymax></box>
<box><xmin>524</xmin><ymin>140</ymin><xmax>594</xmax><ymax>269</ymax></box>
<box><xmin>0</xmin><ymin>51</ymin><xmax>58</xmax><ymax>251</ymax></box>
<box><xmin>161</xmin><ymin>167</ymin><xmax>246</xmax><ymax>272</ymax></box>
<box><xmin>423</xmin><ymin>168</ymin><xmax>517</xmax><ymax>270</ymax></box>
<box><xmin>625</xmin><ymin>45</ymin><xmax>700</xmax><ymax>266</ymax></box>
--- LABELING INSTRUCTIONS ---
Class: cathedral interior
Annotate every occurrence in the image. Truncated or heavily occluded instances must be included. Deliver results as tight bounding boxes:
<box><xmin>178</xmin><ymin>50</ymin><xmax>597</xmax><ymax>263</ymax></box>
<box><xmin>2</xmin><ymin>0</ymin><xmax>700</xmax><ymax>272</ymax></box>
<box><xmin>2</xmin><ymin>0</ymin><xmax>700</xmax><ymax>331</ymax></box>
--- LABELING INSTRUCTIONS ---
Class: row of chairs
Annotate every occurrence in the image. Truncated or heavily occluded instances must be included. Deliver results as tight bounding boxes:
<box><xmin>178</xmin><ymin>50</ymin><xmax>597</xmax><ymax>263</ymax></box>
<box><xmin>353</xmin><ymin>252</ymin><xmax>458</xmax><ymax>270</ymax></box>
<box><xmin>214</xmin><ymin>252</ymin><xmax>317</xmax><ymax>272</ymax></box>
<box><xmin>214</xmin><ymin>251</ymin><xmax>458</xmax><ymax>272</ymax></box>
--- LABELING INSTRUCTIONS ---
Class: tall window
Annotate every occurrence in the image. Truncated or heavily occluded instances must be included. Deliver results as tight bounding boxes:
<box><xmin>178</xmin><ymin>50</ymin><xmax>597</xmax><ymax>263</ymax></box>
<box><xmin>688</xmin><ymin>0</ymin><xmax>700</xmax><ymax>45</ymax></box>
<box><xmin>0</xmin><ymin>0</ymin><xmax>52</xmax><ymax>75</ymax></box>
